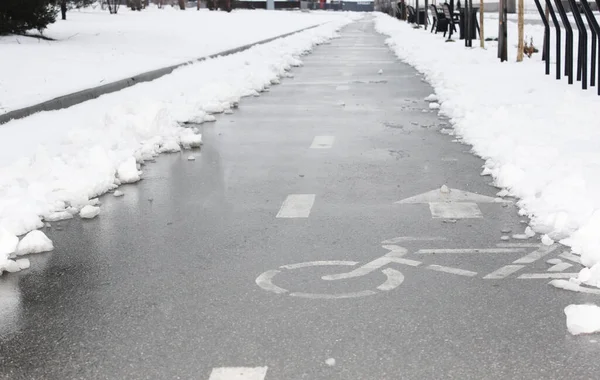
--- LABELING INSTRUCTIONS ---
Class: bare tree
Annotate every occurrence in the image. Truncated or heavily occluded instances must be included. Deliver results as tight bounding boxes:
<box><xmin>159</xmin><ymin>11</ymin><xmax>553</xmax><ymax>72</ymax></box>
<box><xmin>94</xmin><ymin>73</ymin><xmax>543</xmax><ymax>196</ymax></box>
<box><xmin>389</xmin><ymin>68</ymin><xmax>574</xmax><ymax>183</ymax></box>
<box><xmin>178</xmin><ymin>0</ymin><xmax>185</xmax><ymax>9</ymax></box>
<box><xmin>479</xmin><ymin>0</ymin><xmax>484</xmax><ymax>48</ymax></box>
<box><xmin>516</xmin><ymin>0</ymin><xmax>524</xmax><ymax>61</ymax></box>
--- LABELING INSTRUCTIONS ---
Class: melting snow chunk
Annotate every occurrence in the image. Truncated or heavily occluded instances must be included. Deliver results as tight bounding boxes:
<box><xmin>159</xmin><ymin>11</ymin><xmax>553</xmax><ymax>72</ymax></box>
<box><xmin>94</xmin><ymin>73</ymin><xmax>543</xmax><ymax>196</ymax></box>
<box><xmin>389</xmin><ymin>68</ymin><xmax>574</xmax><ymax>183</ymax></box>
<box><xmin>424</xmin><ymin>94</ymin><xmax>438</xmax><ymax>102</ymax></box>
<box><xmin>46</xmin><ymin>211</ymin><xmax>74</xmax><ymax>222</ymax></box>
<box><xmin>325</xmin><ymin>358</ymin><xmax>336</xmax><ymax>366</ymax></box>
<box><xmin>117</xmin><ymin>157</ymin><xmax>141</xmax><ymax>184</ymax></box>
<box><xmin>525</xmin><ymin>227</ymin><xmax>536</xmax><ymax>237</ymax></box>
<box><xmin>565</xmin><ymin>304</ymin><xmax>600</xmax><ymax>335</ymax></box>
<box><xmin>180</xmin><ymin>132</ymin><xmax>202</xmax><ymax>149</ymax></box>
<box><xmin>429</xmin><ymin>102</ymin><xmax>440</xmax><ymax>110</ymax></box>
<box><xmin>542</xmin><ymin>235</ymin><xmax>554</xmax><ymax>246</ymax></box>
<box><xmin>113</xmin><ymin>190</ymin><xmax>125</xmax><ymax>197</ymax></box>
<box><xmin>80</xmin><ymin>205</ymin><xmax>100</xmax><ymax>219</ymax></box>
<box><xmin>159</xmin><ymin>139</ymin><xmax>181</xmax><ymax>153</ymax></box>
<box><xmin>378</xmin><ymin>69</ymin><xmax>383</xmax><ymax>74</ymax></box>
<box><xmin>440</xmin><ymin>185</ymin><xmax>450</xmax><ymax>194</ymax></box>
<box><xmin>17</xmin><ymin>230</ymin><xmax>54</xmax><ymax>256</ymax></box>
<box><xmin>188</xmin><ymin>155</ymin><xmax>196</xmax><ymax>161</ymax></box>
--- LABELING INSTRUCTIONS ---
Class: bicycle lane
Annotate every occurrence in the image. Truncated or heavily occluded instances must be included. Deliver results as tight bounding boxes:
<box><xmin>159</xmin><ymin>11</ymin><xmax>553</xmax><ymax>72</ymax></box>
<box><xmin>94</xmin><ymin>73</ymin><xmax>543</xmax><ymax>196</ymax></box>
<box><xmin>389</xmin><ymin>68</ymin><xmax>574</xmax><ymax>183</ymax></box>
<box><xmin>2</xmin><ymin>16</ymin><xmax>600</xmax><ymax>380</ymax></box>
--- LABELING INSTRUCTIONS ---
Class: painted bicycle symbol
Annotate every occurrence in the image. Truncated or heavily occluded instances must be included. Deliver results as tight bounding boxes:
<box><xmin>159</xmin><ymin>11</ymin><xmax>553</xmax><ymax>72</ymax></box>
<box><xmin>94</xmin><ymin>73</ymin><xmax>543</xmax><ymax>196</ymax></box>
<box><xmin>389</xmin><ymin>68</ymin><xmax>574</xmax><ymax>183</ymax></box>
<box><xmin>255</xmin><ymin>243</ymin><xmax>411</xmax><ymax>299</ymax></box>
<box><xmin>255</xmin><ymin>236</ymin><xmax>583</xmax><ymax>299</ymax></box>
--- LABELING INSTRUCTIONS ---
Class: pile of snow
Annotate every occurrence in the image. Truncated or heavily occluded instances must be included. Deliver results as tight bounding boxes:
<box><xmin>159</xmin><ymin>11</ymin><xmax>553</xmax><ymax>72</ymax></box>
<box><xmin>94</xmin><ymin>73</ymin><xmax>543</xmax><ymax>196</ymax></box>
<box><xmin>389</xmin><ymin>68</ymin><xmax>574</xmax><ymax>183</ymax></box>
<box><xmin>80</xmin><ymin>205</ymin><xmax>100</xmax><ymax>219</ymax></box>
<box><xmin>0</xmin><ymin>13</ymin><xmax>361</xmax><ymax>275</ymax></box>
<box><xmin>565</xmin><ymin>304</ymin><xmax>600</xmax><ymax>335</ymax></box>
<box><xmin>16</xmin><ymin>230</ymin><xmax>54</xmax><ymax>256</ymax></box>
<box><xmin>0</xmin><ymin>229</ymin><xmax>52</xmax><ymax>275</ymax></box>
<box><xmin>374</xmin><ymin>13</ymin><xmax>600</xmax><ymax>281</ymax></box>
<box><xmin>0</xmin><ymin>8</ymin><xmax>350</xmax><ymax>113</ymax></box>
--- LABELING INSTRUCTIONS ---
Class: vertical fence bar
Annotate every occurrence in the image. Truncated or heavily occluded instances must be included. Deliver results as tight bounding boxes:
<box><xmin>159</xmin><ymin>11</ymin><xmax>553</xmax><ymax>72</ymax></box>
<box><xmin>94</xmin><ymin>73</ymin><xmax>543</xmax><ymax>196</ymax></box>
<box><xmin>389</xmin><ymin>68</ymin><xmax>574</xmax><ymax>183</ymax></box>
<box><xmin>555</xmin><ymin>0</ymin><xmax>573</xmax><ymax>84</ymax></box>
<box><xmin>581</xmin><ymin>0</ymin><xmax>599</xmax><ymax>91</ymax></box>
<box><xmin>534</xmin><ymin>0</ymin><xmax>551</xmax><ymax>75</ymax></box>
<box><xmin>567</xmin><ymin>0</ymin><xmax>587</xmax><ymax>88</ymax></box>
<box><xmin>545</xmin><ymin>0</ymin><xmax>561</xmax><ymax>80</ymax></box>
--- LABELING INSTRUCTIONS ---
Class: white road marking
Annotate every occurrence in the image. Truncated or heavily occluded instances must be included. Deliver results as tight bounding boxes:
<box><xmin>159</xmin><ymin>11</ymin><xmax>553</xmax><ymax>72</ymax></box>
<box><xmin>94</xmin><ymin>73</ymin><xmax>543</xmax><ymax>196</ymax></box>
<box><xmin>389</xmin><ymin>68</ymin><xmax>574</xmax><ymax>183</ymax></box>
<box><xmin>276</xmin><ymin>194</ymin><xmax>315</xmax><ymax>218</ymax></box>
<box><xmin>396</xmin><ymin>188</ymin><xmax>512</xmax><ymax>204</ymax></box>
<box><xmin>290</xmin><ymin>290</ymin><xmax>376</xmax><ymax>299</ymax></box>
<box><xmin>496</xmin><ymin>243</ymin><xmax>542</xmax><ymax>248</ymax></box>
<box><xmin>550</xmin><ymin>280</ymin><xmax>600</xmax><ymax>294</ymax></box>
<box><xmin>323</xmin><ymin>247</ymin><xmax>411</xmax><ymax>281</ymax></box>
<box><xmin>381</xmin><ymin>236</ymin><xmax>446</xmax><ymax>244</ymax></box>
<box><xmin>518</xmin><ymin>273</ymin><xmax>579</xmax><ymax>279</ymax></box>
<box><xmin>255</xmin><ymin>270</ymin><xmax>287</xmax><ymax>294</ymax></box>
<box><xmin>209</xmin><ymin>367</ymin><xmax>268</xmax><ymax>380</ymax></box>
<box><xmin>416</xmin><ymin>248</ymin><xmax>527</xmax><ymax>254</ymax></box>
<box><xmin>310</xmin><ymin>136</ymin><xmax>335</xmax><ymax>149</ymax></box>
<box><xmin>483</xmin><ymin>265</ymin><xmax>525</xmax><ymax>279</ymax></box>
<box><xmin>280</xmin><ymin>261</ymin><xmax>357</xmax><ymax>270</ymax></box>
<box><xmin>429</xmin><ymin>202</ymin><xmax>482</xmax><ymax>219</ymax></box>
<box><xmin>559</xmin><ymin>251</ymin><xmax>582</xmax><ymax>264</ymax></box>
<box><xmin>322</xmin><ymin>256</ymin><xmax>398</xmax><ymax>280</ymax></box>
<box><xmin>377</xmin><ymin>268</ymin><xmax>405</xmax><ymax>290</ymax></box>
<box><xmin>548</xmin><ymin>262</ymin><xmax>573</xmax><ymax>272</ymax></box>
<box><xmin>512</xmin><ymin>245</ymin><xmax>558</xmax><ymax>264</ymax></box>
<box><xmin>426</xmin><ymin>265</ymin><xmax>478</xmax><ymax>277</ymax></box>
<box><xmin>391</xmin><ymin>258</ymin><xmax>422</xmax><ymax>267</ymax></box>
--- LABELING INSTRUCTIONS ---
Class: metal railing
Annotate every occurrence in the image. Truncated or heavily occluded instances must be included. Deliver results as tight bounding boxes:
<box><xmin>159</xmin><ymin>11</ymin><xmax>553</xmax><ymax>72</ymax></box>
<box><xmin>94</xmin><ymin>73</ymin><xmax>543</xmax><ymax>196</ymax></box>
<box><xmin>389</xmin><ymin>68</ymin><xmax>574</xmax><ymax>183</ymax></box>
<box><xmin>533</xmin><ymin>0</ymin><xmax>600</xmax><ymax>94</ymax></box>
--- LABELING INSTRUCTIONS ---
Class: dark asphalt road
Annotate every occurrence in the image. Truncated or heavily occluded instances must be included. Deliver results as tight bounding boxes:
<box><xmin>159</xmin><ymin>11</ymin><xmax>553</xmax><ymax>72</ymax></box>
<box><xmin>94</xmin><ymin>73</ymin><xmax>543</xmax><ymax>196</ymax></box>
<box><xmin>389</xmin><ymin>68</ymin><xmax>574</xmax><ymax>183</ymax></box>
<box><xmin>1</xmin><ymin>17</ymin><xmax>600</xmax><ymax>380</ymax></box>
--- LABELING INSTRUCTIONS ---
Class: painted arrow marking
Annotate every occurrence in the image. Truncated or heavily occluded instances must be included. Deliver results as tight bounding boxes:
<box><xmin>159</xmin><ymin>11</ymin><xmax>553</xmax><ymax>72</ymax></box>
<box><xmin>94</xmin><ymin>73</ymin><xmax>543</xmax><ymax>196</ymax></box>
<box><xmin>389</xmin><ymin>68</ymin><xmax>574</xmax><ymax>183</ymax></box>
<box><xmin>395</xmin><ymin>186</ymin><xmax>511</xmax><ymax>219</ymax></box>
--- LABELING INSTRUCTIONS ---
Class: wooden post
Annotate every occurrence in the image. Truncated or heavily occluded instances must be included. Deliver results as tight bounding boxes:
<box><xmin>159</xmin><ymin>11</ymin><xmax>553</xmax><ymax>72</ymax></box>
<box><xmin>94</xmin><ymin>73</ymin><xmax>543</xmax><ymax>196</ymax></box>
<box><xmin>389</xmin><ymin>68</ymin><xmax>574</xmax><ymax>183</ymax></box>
<box><xmin>517</xmin><ymin>0</ymin><xmax>524</xmax><ymax>61</ymax></box>
<box><xmin>479</xmin><ymin>0</ymin><xmax>484</xmax><ymax>47</ymax></box>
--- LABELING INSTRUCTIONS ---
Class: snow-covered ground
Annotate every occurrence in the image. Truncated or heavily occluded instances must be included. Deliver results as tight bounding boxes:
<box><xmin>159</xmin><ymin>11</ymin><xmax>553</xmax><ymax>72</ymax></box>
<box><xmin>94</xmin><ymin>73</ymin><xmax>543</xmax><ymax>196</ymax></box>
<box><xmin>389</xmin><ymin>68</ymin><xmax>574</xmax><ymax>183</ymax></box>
<box><xmin>0</xmin><ymin>12</ymin><xmax>361</xmax><ymax>274</ymax></box>
<box><xmin>374</xmin><ymin>12</ymin><xmax>600</xmax><ymax>334</ymax></box>
<box><xmin>0</xmin><ymin>6</ymin><xmax>348</xmax><ymax>114</ymax></box>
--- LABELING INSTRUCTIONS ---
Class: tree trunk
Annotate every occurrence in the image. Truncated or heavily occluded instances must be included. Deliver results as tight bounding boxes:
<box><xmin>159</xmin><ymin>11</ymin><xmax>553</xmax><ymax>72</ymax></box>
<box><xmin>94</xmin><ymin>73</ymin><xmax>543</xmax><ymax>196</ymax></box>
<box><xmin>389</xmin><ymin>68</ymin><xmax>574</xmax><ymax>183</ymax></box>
<box><xmin>479</xmin><ymin>0</ymin><xmax>484</xmax><ymax>48</ymax></box>
<box><xmin>179</xmin><ymin>0</ymin><xmax>186</xmax><ymax>9</ymax></box>
<box><xmin>61</xmin><ymin>0</ymin><xmax>67</xmax><ymax>20</ymax></box>
<box><xmin>517</xmin><ymin>0</ymin><xmax>524</xmax><ymax>61</ymax></box>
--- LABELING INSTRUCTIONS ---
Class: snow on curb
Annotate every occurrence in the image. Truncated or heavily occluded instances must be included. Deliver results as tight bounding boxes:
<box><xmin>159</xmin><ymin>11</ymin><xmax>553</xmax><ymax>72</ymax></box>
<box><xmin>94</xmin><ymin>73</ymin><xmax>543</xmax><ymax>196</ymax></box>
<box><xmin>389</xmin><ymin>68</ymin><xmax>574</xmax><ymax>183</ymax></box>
<box><xmin>373</xmin><ymin>13</ymin><xmax>600</xmax><ymax>279</ymax></box>
<box><xmin>0</xmin><ymin>14</ymin><xmax>361</xmax><ymax>275</ymax></box>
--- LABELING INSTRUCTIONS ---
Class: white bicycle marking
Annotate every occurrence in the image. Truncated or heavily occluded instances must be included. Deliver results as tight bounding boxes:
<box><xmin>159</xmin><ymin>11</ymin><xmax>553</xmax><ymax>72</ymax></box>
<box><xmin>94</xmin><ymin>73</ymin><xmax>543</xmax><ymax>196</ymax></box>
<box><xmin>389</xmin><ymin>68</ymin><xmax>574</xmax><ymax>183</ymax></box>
<box><xmin>281</xmin><ymin>261</ymin><xmax>358</xmax><ymax>270</ymax></box>
<box><xmin>381</xmin><ymin>236</ymin><xmax>446</xmax><ymax>244</ymax></box>
<box><xmin>426</xmin><ymin>265</ymin><xmax>477</xmax><ymax>277</ymax></box>
<box><xmin>483</xmin><ymin>265</ymin><xmax>525</xmax><ymax>279</ymax></box>
<box><xmin>416</xmin><ymin>248</ymin><xmax>526</xmax><ymax>254</ymax></box>
<box><xmin>513</xmin><ymin>245</ymin><xmax>558</xmax><ymax>264</ymax></box>
<box><xmin>559</xmin><ymin>251</ymin><xmax>582</xmax><ymax>264</ymax></box>
<box><xmin>548</xmin><ymin>262</ymin><xmax>573</xmax><ymax>272</ymax></box>
<box><xmin>518</xmin><ymin>273</ymin><xmax>579</xmax><ymax>279</ymax></box>
<box><xmin>255</xmin><ymin>236</ymin><xmax>586</xmax><ymax>300</ymax></box>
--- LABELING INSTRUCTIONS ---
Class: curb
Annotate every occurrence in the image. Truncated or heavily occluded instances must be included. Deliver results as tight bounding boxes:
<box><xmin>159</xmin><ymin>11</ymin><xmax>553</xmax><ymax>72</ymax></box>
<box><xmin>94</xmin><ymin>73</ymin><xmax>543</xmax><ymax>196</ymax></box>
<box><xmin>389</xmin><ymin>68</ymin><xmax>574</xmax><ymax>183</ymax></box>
<box><xmin>0</xmin><ymin>23</ymin><xmax>323</xmax><ymax>126</ymax></box>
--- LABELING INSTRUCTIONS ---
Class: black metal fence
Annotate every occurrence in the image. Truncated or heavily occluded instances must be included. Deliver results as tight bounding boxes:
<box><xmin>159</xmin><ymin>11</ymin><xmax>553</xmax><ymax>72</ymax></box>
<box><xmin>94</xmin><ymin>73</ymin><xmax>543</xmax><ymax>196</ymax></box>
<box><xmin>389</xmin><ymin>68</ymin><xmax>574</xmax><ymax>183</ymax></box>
<box><xmin>384</xmin><ymin>1</ymin><xmax>600</xmax><ymax>96</ymax></box>
<box><xmin>532</xmin><ymin>0</ymin><xmax>600</xmax><ymax>94</ymax></box>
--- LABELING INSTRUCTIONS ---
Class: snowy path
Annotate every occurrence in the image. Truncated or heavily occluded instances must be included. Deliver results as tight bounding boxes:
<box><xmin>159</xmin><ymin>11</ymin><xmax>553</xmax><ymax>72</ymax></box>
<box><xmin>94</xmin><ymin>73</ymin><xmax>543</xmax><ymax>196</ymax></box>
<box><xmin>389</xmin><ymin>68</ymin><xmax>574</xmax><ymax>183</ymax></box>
<box><xmin>1</xmin><ymin>17</ymin><xmax>599</xmax><ymax>379</ymax></box>
<box><xmin>0</xmin><ymin>7</ymin><xmax>348</xmax><ymax>114</ymax></box>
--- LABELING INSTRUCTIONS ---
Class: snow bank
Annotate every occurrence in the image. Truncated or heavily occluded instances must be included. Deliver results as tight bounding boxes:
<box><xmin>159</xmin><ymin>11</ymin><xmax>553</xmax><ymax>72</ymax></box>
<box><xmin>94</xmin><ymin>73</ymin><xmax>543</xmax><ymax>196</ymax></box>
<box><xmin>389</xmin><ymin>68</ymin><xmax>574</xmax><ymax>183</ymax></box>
<box><xmin>565</xmin><ymin>304</ymin><xmax>600</xmax><ymax>335</ymax></box>
<box><xmin>0</xmin><ymin>8</ymin><xmax>350</xmax><ymax>114</ymax></box>
<box><xmin>373</xmin><ymin>13</ymin><xmax>600</xmax><ymax>278</ymax></box>
<box><xmin>0</xmin><ymin>13</ymin><xmax>360</xmax><ymax>274</ymax></box>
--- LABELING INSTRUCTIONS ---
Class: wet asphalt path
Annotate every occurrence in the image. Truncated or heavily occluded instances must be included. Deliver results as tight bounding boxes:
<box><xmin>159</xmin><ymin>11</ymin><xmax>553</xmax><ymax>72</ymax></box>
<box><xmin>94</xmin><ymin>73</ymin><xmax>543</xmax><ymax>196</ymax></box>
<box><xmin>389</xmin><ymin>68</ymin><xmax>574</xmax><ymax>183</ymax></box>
<box><xmin>1</xmin><ymin>17</ymin><xmax>600</xmax><ymax>380</ymax></box>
